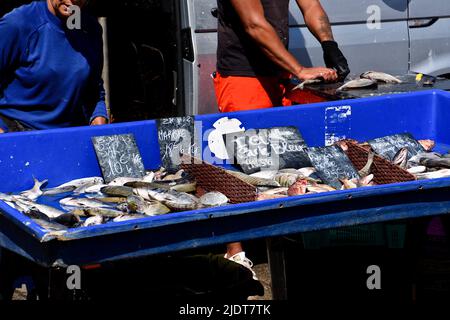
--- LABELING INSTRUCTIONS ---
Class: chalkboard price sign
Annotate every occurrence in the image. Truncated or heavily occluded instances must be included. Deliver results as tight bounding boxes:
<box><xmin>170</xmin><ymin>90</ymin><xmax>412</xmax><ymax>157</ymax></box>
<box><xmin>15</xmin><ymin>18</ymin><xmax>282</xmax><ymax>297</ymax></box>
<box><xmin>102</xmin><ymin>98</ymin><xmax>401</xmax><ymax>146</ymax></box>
<box><xmin>307</xmin><ymin>145</ymin><xmax>360</xmax><ymax>189</ymax></box>
<box><xmin>225</xmin><ymin>126</ymin><xmax>311</xmax><ymax>174</ymax></box>
<box><xmin>156</xmin><ymin>116</ymin><xmax>199</xmax><ymax>171</ymax></box>
<box><xmin>92</xmin><ymin>134</ymin><xmax>145</xmax><ymax>183</ymax></box>
<box><xmin>367</xmin><ymin>133</ymin><xmax>424</xmax><ymax>161</ymax></box>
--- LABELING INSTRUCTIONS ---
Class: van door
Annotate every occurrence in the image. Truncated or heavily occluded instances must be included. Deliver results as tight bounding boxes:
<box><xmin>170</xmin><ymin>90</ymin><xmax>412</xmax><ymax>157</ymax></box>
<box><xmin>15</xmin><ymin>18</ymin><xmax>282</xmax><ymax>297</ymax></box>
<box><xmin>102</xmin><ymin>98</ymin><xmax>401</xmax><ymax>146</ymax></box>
<box><xmin>408</xmin><ymin>0</ymin><xmax>450</xmax><ymax>77</ymax></box>
<box><xmin>289</xmin><ymin>0</ymin><xmax>409</xmax><ymax>76</ymax></box>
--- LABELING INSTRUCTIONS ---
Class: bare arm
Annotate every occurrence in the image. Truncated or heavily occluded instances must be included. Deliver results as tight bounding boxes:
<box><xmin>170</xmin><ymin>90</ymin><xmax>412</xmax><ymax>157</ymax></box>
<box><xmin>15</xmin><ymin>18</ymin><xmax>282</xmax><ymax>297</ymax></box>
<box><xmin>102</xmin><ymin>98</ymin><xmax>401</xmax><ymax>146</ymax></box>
<box><xmin>296</xmin><ymin>0</ymin><xmax>333</xmax><ymax>42</ymax></box>
<box><xmin>230</xmin><ymin>0</ymin><xmax>336</xmax><ymax>81</ymax></box>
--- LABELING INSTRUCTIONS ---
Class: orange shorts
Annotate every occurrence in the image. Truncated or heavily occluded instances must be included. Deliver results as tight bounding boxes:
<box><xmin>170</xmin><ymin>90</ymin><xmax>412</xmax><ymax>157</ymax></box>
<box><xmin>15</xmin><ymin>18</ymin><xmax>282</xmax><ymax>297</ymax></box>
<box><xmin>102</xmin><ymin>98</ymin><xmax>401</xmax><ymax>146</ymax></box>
<box><xmin>213</xmin><ymin>72</ymin><xmax>292</xmax><ymax>113</ymax></box>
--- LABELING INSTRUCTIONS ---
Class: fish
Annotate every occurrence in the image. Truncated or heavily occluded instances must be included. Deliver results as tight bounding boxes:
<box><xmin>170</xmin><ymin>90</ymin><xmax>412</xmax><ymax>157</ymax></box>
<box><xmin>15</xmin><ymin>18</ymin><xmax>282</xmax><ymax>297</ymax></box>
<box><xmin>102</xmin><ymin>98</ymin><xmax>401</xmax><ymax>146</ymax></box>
<box><xmin>138</xmin><ymin>188</ymin><xmax>200</xmax><ymax>211</ymax></box>
<box><xmin>392</xmin><ymin>147</ymin><xmax>408</xmax><ymax>168</ymax></box>
<box><xmin>113</xmin><ymin>214</ymin><xmax>148</xmax><ymax>223</ymax></box>
<box><xmin>260</xmin><ymin>187</ymin><xmax>289</xmax><ymax>195</ymax></box>
<box><xmin>308</xmin><ymin>182</ymin><xmax>336</xmax><ymax>192</ymax></box>
<box><xmin>43</xmin><ymin>177</ymin><xmax>104</xmax><ymax>195</ymax></box>
<box><xmin>82</xmin><ymin>215</ymin><xmax>105</xmax><ymax>227</ymax></box>
<box><xmin>14</xmin><ymin>198</ymin><xmax>67</xmax><ymax>219</ymax></box>
<box><xmin>84</xmin><ymin>184</ymin><xmax>108</xmax><ymax>194</ymax></box>
<box><xmin>249</xmin><ymin>170</ymin><xmax>279</xmax><ymax>180</ymax></box>
<box><xmin>60</xmin><ymin>197</ymin><xmax>113</xmax><ymax>209</ymax></box>
<box><xmin>417</xmin><ymin>154</ymin><xmax>450</xmax><ymax>169</ymax></box>
<box><xmin>52</xmin><ymin>212</ymin><xmax>81</xmax><ymax>228</ymax></box>
<box><xmin>142</xmin><ymin>172</ymin><xmax>155</xmax><ymax>183</ymax></box>
<box><xmin>71</xmin><ymin>207</ymin><xmax>124</xmax><ymax>218</ymax></box>
<box><xmin>73</xmin><ymin>181</ymin><xmax>106</xmax><ymax>195</ymax></box>
<box><xmin>360</xmin><ymin>71</ymin><xmax>402</xmax><ymax>83</ymax></box>
<box><xmin>275</xmin><ymin>173</ymin><xmax>299</xmax><ymax>187</ymax></box>
<box><xmin>91</xmin><ymin>196</ymin><xmax>128</xmax><ymax>204</ymax></box>
<box><xmin>291</xmin><ymin>79</ymin><xmax>322</xmax><ymax>91</ymax></box>
<box><xmin>414</xmin><ymin>169</ymin><xmax>450</xmax><ymax>180</ymax></box>
<box><xmin>226</xmin><ymin>170</ymin><xmax>281</xmax><ymax>188</ymax></box>
<box><xmin>32</xmin><ymin>218</ymin><xmax>68</xmax><ymax>231</ymax></box>
<box><xmin>407</xmin><ymin>166</ymin><xmax>427</xmax><ymax>174</ymax></box>
<box><xmin>296</xmin><ymin>167</ymin><xmax>317</xmax><ymax>177</ymax></box>
<box><xmin>108</xmin><ymin>177</ymin><xmax>143</xmax><ymax>186</ymax></box>
<box><xmin>287</xmin><ymin>179</ymin><xmax>308</xmax><ymax>196</ymax></box>
<box><xmin>358</xmin><ymin>152</ymin><xmax>375</xmax><ymax>177</ymax></box>
<box><xmin>100</xmin><ymin>185</ymin><xmax>134</xmax><ymax>197</ymax></box>
<box><xmin>337</xmin><ymin>78</ymin><xmax>377</xmax><ymax>91</ymax></box>
<box><xmin>256</xmin><ymin>194</ymin><xmax>288</xmax><ymax>201</ymax></box>
<box><xmin>340</xmin><ymin>178</ymin><xmax>358</xmax><ymax>190</ymax></box>
<box><xmin>200</xmin><ymin>192</ymin><xmax>229</xmax><ymax>207</ymax></box>
<box><xmin>357</xmin><ymin>174</ymin><xmax>374</xmax><ymax>187</ymax></box>
<box><xmin>418</xmin><ymin>139</ymin><xmax>435</xmax><ymax>151</ymax></box>
<box><xmin>162</xmin><ymin>169</ymin><xmax>185</xmax><ymax>181</ymax></box>
<box><xmin>125</xmin><ymin>195</ymin><xmax>171</xmax><ymax>216</ymax></box>
<box><xmin>19</xmin><ymin>177</ymin><xmax>48</xmax><ymax>201</ymax></box>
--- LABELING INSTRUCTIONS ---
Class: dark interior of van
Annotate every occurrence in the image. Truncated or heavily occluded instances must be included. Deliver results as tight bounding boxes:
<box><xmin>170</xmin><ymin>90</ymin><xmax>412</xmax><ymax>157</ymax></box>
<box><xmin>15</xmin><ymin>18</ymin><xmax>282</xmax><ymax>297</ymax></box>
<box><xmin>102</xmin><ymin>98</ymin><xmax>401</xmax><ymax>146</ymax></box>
<box><xmin>1</xmin><ymin>0</ymin><xmax>180</xmax><ymax>123</ymax></box>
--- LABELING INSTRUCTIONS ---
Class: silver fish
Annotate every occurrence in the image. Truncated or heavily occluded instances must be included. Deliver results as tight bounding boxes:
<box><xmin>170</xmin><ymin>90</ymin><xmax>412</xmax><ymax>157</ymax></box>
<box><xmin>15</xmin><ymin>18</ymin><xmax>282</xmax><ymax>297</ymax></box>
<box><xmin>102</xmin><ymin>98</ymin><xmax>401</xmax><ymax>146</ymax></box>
<box><xmin>60</xmin><ymin>197</ymin><xmax>113</xmax><ymax>209</ymax></box>
<box><xmin>392</xmin><ymin>147</ymin><xmax>408</xmax><ymax>168</ymax></box>
<box><xmin>414</xmin><ymin>169</ymin><xmax>450</xmax><ymax>180</ymax></box>
<box><xmin>84</xmin><ymin>184</ymin><xmax>108</xmax><ymax>194</ymax></box>
<box><xmin>141</xmin><ymin>188</ymin><xmax>200</xmax><ymax>211</ymax></box>
<box><xmin>200</xmin><ymin>192</ymin><xmax>229</xmax><ymax>207</ymax></box>
<box><xmin>358</xmin><ymin>152</ymin><xmax>375</xmax><ymax>177</ymax></box>
<box><xmin>71</xmin><ymin>207</ymin><xmax>124</xmax><ymax>218</ymax></box>
<box><xmin>19</xmin><ymin>177</ymin><xmax>48</xmax><ymax>201</ymax></box>
<box><xmin>226</xmin><ymin>170</ymin><xmax>281</xmax><ymax>187</ymax></box>
<box><xmin>32</xmin><ymin>218</ymin><xmax>68</xmax><ymax>231</ymax></box>
<box><xmin>407</xmin><ymin>166</ymin><xmax>427</xmax><ymax>174</ymax></box>
<box><xmin>43</xmin><ymin>177</ymin><xmax>104</xmax><ymax>195</ymax></box>
<box><xmin>100</xmin><ymin>185</ymin><xmax>134</xmax><ymax>197</ymax></box>
<box><xmin>292</xmin><ymin>79</ymin><xmax>322</xmax><ymax>91</ymax></box>
<box><xmin>108</xmin><ymin>177</ymin><xmax>143</xmax><ymax>186</ymax></box>
<box><xmin>360</xmin><ymin>71</ymin><xmax>402</xmax><ymax>83</ymax></box>
<box><xmin>249</xmin><ymin>170</ymin><xmax>279</xmax><ymax>180</ymax></box>
<box><xmin>15</xmin><ymin>198</ymin><xmax>66</xmax><ymax>219</ymax></box>
<box><xmin>125</xmin><ymin>195</ymin><xmax>171</xmax><ymax>216</ymax></box>
<box><xmin>337</xmin><ymin>78</ymin><xmax>377</xmax><ymax>91</ymax></box>
<box><xmin>113</xmin><ymin>214</ymin><xmax>147</xmax><ymax>223</ymax></box>
<box><xmin>83</xmin><ymin>215</ymin><xmax>105</xmax><ymax>227</ymax></box>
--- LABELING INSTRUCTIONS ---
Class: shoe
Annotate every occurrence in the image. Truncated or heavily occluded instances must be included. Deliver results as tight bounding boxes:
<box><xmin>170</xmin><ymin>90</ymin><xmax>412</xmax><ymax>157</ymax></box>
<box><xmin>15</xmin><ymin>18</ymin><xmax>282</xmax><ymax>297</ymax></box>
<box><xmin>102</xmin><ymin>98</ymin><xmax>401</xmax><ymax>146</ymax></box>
<box><xmin>225</xmin><ymin>251</ymin><xmax>258</xmax><ymax>281</ymax></box>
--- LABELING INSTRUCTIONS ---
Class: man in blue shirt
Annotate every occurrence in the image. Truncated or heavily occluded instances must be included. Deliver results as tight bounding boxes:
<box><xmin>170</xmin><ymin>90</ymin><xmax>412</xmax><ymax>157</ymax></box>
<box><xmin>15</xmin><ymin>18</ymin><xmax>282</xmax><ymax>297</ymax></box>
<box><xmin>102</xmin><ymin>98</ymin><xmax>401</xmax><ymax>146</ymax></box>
<box><xmin>0</xmin><ymin>0</ymin><xmax>108</xmax><ymax>133</ymax></box>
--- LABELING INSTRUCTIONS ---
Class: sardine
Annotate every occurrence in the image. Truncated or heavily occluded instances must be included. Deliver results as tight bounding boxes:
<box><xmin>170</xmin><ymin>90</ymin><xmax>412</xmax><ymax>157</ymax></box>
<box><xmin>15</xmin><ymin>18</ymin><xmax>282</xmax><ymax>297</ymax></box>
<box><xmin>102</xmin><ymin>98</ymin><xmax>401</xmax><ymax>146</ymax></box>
<box><xmin>19</xmin><ymin>177</ymin><xmax>48</xmax><ymax>201</ymax></box>
<box><xmin>358</xmin><ymin>152</ymin><xmax>374</xmax><ymax>177</ymax></box>
<box><xmin>337</xmin><ymin>78</ymin><xmax>377</xmax><ymax>91</ymax></box>
<box><xmin>43</xmin><ymin>177</ymin><xmax>104</xmax><ymax>195</ymax></box>
<box><xmin>360</xmin><ymin>71</ymin><xmax>402</xmax><ymax>83</ymax></box>
<box><xmin>226</xmin><ymin>170</ymin><xmax>281</xmax><ymax>187</ymax></box>
<box><xmin>200</xmin><ymin>192</ymin><xmax>229</xmax><ymax>207</ymax></box>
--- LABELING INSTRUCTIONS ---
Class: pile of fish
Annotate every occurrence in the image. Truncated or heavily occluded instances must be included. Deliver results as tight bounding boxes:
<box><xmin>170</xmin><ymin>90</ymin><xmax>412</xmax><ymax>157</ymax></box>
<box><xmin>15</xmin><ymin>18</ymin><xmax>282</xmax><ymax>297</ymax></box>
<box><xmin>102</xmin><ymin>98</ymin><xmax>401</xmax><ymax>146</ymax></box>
<box><xmin>0</xmin><ymin>168</ymin><xmax>230</xmax><ymax>231</ymax></box>
<box><xmin>1</xmin><ymin>136</ymin><xmax>449</xmax><ymax>233</ymax></box>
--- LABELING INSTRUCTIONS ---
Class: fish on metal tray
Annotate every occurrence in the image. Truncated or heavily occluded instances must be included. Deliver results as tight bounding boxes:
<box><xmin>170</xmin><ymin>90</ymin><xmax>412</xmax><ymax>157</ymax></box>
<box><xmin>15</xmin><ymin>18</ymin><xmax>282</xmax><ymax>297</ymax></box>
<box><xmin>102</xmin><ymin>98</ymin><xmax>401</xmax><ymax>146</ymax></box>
<box><xmin>19</xmin><ymin>177</ymin><xmax>48</xmax><ymax>201</ymax></box>
<box><xmin>200</xmin><ymin>192</ymin><xmax>229</xmax><ymax>207</ymax></box>
<box><xmin>336</xmin><ymin>78</ymin><xmax>377</xmax><ymax>91</ymax></box>
<box><xmin>360</xmin><ymin>71</ymin><xmax>402</xmax><ymax>84</ymax></box>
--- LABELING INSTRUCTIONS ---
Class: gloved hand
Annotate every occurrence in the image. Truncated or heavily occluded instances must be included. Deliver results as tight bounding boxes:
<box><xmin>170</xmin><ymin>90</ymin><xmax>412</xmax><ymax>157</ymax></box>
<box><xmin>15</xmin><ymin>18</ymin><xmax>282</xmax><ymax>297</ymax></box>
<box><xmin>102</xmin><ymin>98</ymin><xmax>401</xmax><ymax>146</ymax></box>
<box><xmin>321</xmin><ymin>40</ymin><xmax>350</xmax><ymax>81</ymax></box>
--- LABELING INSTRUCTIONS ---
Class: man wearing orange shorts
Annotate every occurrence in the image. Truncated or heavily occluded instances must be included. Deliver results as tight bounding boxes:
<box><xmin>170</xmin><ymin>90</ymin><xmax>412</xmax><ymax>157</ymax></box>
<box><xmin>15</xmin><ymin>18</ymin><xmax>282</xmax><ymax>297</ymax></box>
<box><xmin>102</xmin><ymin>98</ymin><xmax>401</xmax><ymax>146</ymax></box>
<box><xmin>214</xmin><ymin>0</ymin><xmax>349</xmax><ymax>113</ymax></box>
<box><xmin>214</xmin><ymin>0</ymin><xmax>349</xmax><ymax>278</ymax></box>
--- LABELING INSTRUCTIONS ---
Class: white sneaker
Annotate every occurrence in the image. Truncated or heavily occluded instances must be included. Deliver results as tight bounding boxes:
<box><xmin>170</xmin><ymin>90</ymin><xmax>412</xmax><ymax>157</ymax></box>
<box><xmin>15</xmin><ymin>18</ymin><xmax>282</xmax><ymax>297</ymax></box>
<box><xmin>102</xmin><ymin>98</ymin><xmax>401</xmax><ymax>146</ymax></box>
<box><xmin>225</xmin><ymin>251</ymin><xmax>258</xmax><ymax>281</ymax></box>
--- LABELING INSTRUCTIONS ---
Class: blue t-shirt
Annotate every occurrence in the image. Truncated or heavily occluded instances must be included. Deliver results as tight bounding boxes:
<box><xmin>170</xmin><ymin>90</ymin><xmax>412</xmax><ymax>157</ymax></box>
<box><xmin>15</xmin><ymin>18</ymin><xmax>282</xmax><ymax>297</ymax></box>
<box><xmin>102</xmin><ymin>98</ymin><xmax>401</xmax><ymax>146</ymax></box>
<box><xmin>0</xmin><ymin>1</ymin><xmax>107</xmax><ymax>131</ymax></box>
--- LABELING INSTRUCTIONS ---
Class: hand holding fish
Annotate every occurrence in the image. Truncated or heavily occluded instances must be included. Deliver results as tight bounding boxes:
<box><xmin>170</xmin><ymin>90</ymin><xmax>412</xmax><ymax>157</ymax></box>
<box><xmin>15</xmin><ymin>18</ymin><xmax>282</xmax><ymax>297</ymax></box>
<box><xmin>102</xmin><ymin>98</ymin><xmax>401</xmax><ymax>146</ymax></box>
<box><xmin>296</xmin><ymin>67</ymin><xmax>337</xmax><ymax>82</ymax></box>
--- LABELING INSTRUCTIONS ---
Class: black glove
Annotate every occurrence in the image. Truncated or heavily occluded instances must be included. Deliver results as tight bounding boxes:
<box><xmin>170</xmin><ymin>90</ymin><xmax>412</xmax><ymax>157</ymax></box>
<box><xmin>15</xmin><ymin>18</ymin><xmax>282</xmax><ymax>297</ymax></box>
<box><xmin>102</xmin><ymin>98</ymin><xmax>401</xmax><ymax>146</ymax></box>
<box><xmin>321</xmin><ymin>40</ymin><xmax>350</xmax><ymax>81</ymax></box>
